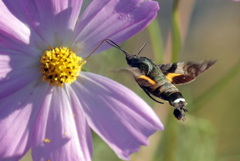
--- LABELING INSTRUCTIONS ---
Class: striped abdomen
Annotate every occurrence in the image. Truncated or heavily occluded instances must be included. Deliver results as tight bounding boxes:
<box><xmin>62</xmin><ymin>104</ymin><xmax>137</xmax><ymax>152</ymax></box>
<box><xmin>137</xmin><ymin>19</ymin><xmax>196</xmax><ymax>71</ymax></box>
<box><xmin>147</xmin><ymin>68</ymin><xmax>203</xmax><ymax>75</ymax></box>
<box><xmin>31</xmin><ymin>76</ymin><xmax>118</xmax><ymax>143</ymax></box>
<box><xmin>140</xmin><ymin>66</ymin><xmax>188</xmax><ymax>120</ymax></box>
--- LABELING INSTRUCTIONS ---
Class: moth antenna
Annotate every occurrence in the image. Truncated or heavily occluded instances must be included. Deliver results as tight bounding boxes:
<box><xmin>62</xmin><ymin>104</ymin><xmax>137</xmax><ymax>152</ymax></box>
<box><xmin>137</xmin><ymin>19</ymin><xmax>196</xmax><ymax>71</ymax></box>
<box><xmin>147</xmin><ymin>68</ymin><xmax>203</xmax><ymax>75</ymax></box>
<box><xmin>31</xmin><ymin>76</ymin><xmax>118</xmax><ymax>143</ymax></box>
<box><xmin>79</xmin><ymin>39</ymin><xmax>133</xmax><ymax>65</ymax></box>
<box><xmin>105</xmin><ymin>39</ymin><xmax>132</xmax><ymax>59</ymax></box>
<box><xmin>105</xmin><ymin>39</ymin><xmax>121</xmax><ymax>49</ymax></box>
<box><xmin>79</xmin><ymin>39</ymin><xmax>107</xmax><ymax>65</ymax></box>
<box><xmin>137</xmin><ymin>41</ymin><xmax>148</xmax><ymax>55</ymax></box>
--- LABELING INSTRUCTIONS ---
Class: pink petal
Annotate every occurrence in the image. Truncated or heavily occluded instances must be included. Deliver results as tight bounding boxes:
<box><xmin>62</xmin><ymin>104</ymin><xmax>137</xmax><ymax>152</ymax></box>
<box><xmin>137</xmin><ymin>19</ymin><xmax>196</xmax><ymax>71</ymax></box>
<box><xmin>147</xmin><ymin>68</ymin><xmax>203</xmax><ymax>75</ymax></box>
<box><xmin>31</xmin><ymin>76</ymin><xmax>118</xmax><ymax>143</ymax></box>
<box><xmin>73</xmin><ymin>0</ymin><xmax>159</xmax><ymax>57</ymax></box>
<box><xmin>31</xmin><ymin>85</ymin><xmax>92</xmax><ymax>161</ymax></box>
<box><xmin>72</xmin><ymin>72</ymin><xmax>163</xmax><ymax>160</ymax></box>
<box><xmin>0</xmin><ymin>1</ymin><xmax>34</xmax><ymax>54</ymax></box>
<box><xmin>0</xmin><ymin>52</ymin><xmax>41</xmax><ymax>99</ymax></box>
<box><xmin>2</xmin><ymin>0</ymin><xmax>83</xmax><ymax>48</ymax></box>
<box><xmin>0</xmin><ymin>80</ymin><xmax>50</xmax><ymax>160</ymax></box>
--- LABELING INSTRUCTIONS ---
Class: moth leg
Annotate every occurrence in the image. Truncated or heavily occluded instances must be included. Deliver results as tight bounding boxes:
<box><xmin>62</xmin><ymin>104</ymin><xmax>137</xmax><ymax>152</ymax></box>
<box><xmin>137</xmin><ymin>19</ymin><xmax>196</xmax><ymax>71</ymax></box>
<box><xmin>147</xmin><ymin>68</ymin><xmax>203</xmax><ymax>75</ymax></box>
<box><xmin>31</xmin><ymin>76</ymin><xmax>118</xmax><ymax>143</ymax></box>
<box><xmin>142</xmin><ymin>88</ymin><xmax>164</xmax><ymax>104</ymax></box>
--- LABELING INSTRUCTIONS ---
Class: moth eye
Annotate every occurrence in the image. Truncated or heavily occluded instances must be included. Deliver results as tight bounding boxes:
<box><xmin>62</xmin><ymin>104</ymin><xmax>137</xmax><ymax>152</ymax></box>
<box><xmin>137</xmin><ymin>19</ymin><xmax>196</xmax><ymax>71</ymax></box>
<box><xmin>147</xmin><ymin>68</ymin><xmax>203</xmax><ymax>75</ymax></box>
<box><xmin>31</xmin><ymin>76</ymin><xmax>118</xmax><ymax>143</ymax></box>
<box><xmin>140</xmin><ymin>64</ymin><xmax>146</xmax><ymax>70</ymax></box>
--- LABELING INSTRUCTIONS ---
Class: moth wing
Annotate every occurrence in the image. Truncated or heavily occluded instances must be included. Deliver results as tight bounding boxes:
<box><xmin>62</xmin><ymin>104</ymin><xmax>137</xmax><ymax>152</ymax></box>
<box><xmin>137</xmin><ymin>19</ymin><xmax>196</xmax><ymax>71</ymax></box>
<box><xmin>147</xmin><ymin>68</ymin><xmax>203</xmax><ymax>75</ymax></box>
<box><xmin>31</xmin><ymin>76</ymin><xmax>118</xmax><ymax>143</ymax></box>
<box><xmin>158</xmin><ymin>60</ymin><xmax>216</xmax><ymax>85</ymax></box>
<box><xmin>119</xmin><ymin>67</ymin><xmax>157</xmax><ymax>87</ymax></box>
<box><xmin>120</xmin><ymin>67</ymin><xmax>163</xmax><ymax>104</ymax></box>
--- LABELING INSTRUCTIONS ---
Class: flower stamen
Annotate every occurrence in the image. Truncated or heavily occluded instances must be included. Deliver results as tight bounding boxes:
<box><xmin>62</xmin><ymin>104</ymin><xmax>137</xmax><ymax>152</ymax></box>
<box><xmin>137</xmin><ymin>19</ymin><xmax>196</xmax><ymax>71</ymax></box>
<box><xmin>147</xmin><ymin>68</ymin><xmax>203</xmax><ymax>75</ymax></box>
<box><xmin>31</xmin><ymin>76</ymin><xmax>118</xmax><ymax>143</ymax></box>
<box><xmin>44</xmin><ymin>138</ymin><xmax>51</xmax><ymax>143</ymax></box>
<box><xmin>40</xmin><ymin>47</ymin><xmax>85</xmax><ymax>86</ymax></box>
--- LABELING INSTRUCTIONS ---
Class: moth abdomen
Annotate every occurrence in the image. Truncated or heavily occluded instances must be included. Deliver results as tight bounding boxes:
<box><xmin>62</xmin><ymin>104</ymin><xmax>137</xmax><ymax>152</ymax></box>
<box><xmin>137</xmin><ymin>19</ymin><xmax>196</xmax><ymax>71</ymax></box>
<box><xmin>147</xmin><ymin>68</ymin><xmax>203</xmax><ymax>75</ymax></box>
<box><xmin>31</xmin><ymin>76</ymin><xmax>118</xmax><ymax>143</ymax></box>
<box><xmin>152</xmin><ymin>87</ymin><xmax>187</xmax><ymax>120</ymax></box>
<box><xmin>167</xmin><ymin>92</ymin><xmax>187</xmax><ymax>120</ymax></box>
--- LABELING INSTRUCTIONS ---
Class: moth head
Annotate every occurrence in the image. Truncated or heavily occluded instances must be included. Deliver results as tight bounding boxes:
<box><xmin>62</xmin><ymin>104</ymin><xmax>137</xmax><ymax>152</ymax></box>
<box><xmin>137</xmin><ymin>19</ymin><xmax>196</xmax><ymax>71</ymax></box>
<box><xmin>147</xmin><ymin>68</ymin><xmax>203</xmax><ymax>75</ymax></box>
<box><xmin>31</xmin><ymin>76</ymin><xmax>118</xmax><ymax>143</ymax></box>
<box><xmin>127</xmin><ymin>57</ymin><xmax>153</xmax><ymax>75</ymax></box>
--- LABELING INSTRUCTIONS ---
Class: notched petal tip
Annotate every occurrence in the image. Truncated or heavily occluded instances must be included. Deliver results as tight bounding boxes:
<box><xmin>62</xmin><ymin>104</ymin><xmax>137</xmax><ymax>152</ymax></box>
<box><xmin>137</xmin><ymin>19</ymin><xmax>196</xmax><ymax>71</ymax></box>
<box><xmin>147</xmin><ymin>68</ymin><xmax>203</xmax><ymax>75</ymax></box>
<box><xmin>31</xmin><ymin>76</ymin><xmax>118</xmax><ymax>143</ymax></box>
<box><xmin>74</xmin><ymin>0</ymin><xmax>160</xmax><ymax>56</ymax></box>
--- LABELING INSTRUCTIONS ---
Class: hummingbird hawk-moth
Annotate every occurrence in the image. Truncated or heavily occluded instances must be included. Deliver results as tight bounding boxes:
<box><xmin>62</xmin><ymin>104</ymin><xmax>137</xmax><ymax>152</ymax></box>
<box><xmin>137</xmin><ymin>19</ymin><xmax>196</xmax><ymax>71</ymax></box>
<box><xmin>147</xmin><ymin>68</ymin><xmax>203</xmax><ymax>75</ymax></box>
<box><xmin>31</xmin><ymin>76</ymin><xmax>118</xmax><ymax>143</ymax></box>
<box><xmin>106</xmin><ymin>39</ymin><xmax>216</xmax><ymax>120</ymax></box>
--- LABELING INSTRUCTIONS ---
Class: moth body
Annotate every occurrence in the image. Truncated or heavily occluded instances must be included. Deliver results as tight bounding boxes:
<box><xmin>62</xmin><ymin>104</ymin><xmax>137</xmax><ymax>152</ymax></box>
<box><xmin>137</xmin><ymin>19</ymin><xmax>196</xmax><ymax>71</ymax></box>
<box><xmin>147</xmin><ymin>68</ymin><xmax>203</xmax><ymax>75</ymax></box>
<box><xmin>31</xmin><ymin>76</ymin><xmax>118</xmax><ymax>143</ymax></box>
<box><xmin>106</xmin><ymin>39</ymin><xmax>216</xmax><ymax>120</ymax></box>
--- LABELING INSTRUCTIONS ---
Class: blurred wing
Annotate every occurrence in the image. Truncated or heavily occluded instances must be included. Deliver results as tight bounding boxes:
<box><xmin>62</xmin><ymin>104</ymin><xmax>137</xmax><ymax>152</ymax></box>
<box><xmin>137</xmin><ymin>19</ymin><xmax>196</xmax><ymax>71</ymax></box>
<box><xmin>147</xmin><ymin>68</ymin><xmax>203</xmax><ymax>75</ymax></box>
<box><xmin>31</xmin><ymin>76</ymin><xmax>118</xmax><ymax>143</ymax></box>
<box><xmin>158</xmin><ymin>60</ymin><xmax>216</xmax><ymax>85</ymax></box>
<box><xmin>121</xmin><ymin>67</ymin><xmax>163</xmax><ymax>104</ymax></box>
<box><xmin>118</xmin><ymin>67</ymin><xmax>157</xmax><ymax>87</ymax></box>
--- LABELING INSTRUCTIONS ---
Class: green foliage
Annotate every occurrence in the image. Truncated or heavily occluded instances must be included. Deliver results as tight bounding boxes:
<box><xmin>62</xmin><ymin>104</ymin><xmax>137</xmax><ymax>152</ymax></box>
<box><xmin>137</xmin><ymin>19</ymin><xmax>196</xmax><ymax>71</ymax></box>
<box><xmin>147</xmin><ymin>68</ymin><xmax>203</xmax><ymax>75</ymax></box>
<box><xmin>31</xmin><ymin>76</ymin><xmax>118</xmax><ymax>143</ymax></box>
<box><xmin>171</xmin><ymin>0</ymin><xmax>181</xmax><ymax>62</ymax></box>
<box><xmin>154</xmin><ymin>116</ymin><xmax>216</xmax><ymax>161</ymax></box>
<box><xmin>192</xmin><ymin>60</ymin><xmax>240</xmax><ymax>112</ymax></box>
<box><xmin>92</xmin><ymin>132</ymin><xmax>121</xmax><ymax>161</ymax></box>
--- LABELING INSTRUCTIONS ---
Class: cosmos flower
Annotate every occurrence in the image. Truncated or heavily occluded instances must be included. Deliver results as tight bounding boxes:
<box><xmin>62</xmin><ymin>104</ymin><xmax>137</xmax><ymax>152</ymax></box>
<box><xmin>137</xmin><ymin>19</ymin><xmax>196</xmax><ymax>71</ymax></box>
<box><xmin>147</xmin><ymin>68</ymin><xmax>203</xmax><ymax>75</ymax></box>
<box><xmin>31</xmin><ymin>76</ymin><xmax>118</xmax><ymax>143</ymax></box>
<box><xmin>0</xmin><ymin>0</ymin><xmax>163</xmax><ymax>161</ymax></box>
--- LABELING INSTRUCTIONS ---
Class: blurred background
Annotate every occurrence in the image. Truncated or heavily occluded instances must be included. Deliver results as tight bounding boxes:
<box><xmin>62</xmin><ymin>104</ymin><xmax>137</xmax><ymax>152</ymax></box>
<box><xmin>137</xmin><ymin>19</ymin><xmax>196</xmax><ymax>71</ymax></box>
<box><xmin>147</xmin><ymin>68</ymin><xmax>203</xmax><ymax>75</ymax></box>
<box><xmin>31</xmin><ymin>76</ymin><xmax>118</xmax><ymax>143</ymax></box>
<box><xmin>21</xmin><ymin>0</ymin><xmax>240</xmax><ymax>161</ymax></box>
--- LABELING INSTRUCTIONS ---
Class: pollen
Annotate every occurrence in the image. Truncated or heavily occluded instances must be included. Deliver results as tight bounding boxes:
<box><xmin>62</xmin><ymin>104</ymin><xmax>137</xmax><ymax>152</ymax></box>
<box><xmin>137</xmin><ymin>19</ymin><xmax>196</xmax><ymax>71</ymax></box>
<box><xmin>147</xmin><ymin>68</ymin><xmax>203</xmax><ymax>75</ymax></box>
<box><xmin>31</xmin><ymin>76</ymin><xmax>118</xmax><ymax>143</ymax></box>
<box><xmin>40</xmin><ymin>47</ymin><xmax>85</xmax><ymax>86</ymax></box>
<box><xmin>44</xmin><ymin>138</ymin><xmax>51</xmax><ymax>143</ymax></box>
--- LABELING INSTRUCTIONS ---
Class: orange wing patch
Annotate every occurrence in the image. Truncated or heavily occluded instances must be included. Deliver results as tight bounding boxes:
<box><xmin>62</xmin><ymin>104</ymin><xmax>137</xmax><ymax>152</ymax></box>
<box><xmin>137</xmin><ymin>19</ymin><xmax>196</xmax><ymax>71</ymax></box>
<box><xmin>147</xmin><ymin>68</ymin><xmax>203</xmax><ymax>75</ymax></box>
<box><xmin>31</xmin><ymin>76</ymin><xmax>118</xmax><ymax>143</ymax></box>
<box><xmin>166</xmin><ymin>73</ymin><xmax>195</xmax><ymax>84</ymax></box>
<box><xmin>136</xmin><ymin>75</ymin><xmax>158</xmax><ymax>88</ymax></box>
<box><xmin>165</xmin><ymin>73</ymin><xmax>182</xmax><ymax>82</ymax></box>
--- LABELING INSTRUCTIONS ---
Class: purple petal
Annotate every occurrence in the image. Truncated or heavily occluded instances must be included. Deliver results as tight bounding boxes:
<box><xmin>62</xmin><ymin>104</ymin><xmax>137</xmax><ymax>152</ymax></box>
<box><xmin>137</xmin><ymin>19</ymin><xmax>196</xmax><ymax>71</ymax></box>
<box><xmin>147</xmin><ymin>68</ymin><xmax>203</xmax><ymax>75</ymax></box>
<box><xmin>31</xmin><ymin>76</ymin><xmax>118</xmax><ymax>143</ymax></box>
<box><xmin>0</xmin><ymin>1</ymin><xmax>33</xmax><ymax>53</ymax></box>
<box><xmin>0</xmin><ymin>51</ymin><xmax>41</xmax><ymax>99</ymax></box>
<box><xmin>72</xmin><ymin>72</ymin><xmax>163</xmax><ymax>160</ymax></box>
<box><xmin>0</xmin><ymin>80</ymin><xmax>50</xmax><ymax>160</ymax></box>
<box><xmin>31</xmin><ymin>85</ymin><xmax>92</xmax><ymax>161</ymax></box>
<box><xmin>73</xmin><ymin>0</ymin><xmax>159</xmax><ymax>57</ymax></box>
<box><xmin>2</xmin><ymin>0</ymin><xmax>83</xmax><ymax>48</ymax></box>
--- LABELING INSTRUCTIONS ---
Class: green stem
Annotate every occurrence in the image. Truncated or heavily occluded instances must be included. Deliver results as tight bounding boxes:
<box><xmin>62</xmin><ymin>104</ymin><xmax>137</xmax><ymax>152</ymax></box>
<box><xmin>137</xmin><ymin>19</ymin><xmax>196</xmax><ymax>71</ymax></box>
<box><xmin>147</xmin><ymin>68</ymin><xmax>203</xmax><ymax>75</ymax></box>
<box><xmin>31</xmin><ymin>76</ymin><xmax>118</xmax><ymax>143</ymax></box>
<box><xmin>147</xmin><ymin>19</ymin><xmax>164</xmax><ymax>64</ymax></box>
<box><xmin>171</xmin><ymin>0</ymin><xmax>181</xmax><ymax>62</ymax></box>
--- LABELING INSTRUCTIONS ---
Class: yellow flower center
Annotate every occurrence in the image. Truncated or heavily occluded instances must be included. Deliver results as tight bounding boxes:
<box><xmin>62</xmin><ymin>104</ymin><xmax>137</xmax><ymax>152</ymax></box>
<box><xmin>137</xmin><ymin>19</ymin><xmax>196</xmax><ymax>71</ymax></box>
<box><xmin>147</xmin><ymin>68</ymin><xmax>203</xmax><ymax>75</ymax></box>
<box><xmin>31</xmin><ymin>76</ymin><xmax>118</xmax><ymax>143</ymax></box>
<box><xmin>40</xmin><ymin>47</ymin><xmax>85</xmax><ymax>86</ymax></box>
